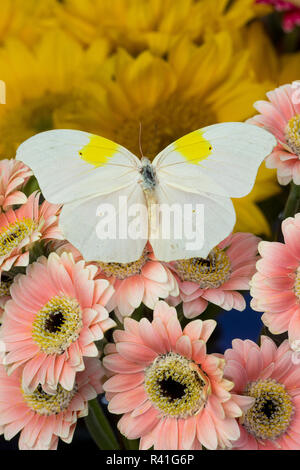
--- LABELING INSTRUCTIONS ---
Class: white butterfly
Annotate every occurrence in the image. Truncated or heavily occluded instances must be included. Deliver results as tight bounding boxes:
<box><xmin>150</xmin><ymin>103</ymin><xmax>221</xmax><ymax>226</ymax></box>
<box><xmin>16</xmin><ymin>123</ymin><xmax>276</xmax><ymax>263</ymax></box>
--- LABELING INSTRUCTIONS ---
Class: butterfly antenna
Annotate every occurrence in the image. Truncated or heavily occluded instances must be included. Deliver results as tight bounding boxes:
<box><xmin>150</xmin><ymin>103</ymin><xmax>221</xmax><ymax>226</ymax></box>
<box><xmin>139</xmin><ymin>121</ymin><xmax>145</xmax><ymax>159</ymax></box>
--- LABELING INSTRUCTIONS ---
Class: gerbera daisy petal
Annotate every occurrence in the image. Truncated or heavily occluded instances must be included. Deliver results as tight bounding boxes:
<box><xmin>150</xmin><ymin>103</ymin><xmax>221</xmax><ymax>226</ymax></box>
<box><xmin>103</xmin><ymin>301</ymin><xmax>248</xmax><ymax>450</ymax></box>
<box><xmin>1</xmin><ymin>253</ymin><xmax>115</xmax><ymax>391</ymax></box>
<box><xmin>225</xmin><ymin>337</ymin><xmax>300</xmax><ymax>450</ymax></box>
<box><xmin>249</xmin><ymin>83</ymin><xmax>300</xmax><ymax>185</ymax></box>
<box><xmin>0</xmin><ymin>192</ymin><xmax>62</xmax><ymax>275</ymax></box>
<box><xmin>169</xmin><ymin>232</ymin><xmax>259</xmax><ymax>318</ymax></box>
<box><xmin>97</xmin><ymin>243</ymin><xmax>178</xmax><ymax>319</ymax></box>
<box><xmin>0</xmin><ymin>357</ymin><xmax>104</xmax><ymax>449</ymax></box>
<box><xmin>251</xmin><ymin>213</ymin><xmax>300</xmax><ymax>346</ymax></box>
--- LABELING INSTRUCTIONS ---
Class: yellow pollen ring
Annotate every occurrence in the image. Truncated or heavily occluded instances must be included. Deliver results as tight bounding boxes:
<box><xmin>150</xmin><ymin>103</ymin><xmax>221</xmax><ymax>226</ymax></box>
<box><xmin>173</xmin><ymin>248</ymin><xmax>231</xmax><ymax>289</ymax></box>
<box><xmin>22</xmin><ymin>383</ymin><xmax>77</xmax><ymax>416</ymax></box>
<box><xmin>32</xmin><ymin>296</ymin><xmax>82</xmax><ymax>355</ymax></box>
<box><xmin>0</xmin><ymin>218</ymin><xmax>37</xmax><ymax>257</ymax></box>
<box><xmin>294</xmin><ymin>266</ymin><xmax>300</xmax><ymax>299</ymax></box>
<box><xmin>98</xmin><ymin>247</ymin><xmax>149</xmax><ymax>279</ymax></box>
<box><xmin>79</xmin><ymin>135</ymin><xmax>119</xmax><ymax>167</ymax></box>
<box><xmin>174</xmin><ymin>130</ymin><xmax>212</xmax><ymax>164</ymax></box>
<box><xmin>144</xmin><ymin>352</ymin><xmax>210</xmax><ymax>418</ymax></box>
<box><xmin>243</xmin><ymin>378</ymin><xmax>294</xmax><ymax>441</ymax></box>
<box><xmin>285</xmin><ymin>114</ymin><xmax>300</xmax><ymax>156</ymax></box>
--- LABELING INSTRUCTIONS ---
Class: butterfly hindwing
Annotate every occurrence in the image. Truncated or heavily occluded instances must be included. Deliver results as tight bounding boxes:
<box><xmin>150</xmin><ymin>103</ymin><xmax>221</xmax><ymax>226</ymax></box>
<box><xmin>60</xmin><ymin>183</ymin><xmax>148</xmax><ymax>263</ymax></box>
<box><xmin>149</xmin><ymin>181</ymin><xmax>236</xmax><ymax>262</ymax></box>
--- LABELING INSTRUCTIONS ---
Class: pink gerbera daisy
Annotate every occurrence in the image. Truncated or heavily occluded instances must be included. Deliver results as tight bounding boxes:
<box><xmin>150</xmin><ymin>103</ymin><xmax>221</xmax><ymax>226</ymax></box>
<box><xmin>96</xmin><ymin>243</ymin><xmax>178</xmax><ymax>320</ymax></box>
<box><xmin>224</xmin><ymin>336</ymin><xmax>300</xmax><ymax>450</ymax></box>
<box><xmin>167</xmin><ymin>233</ymin><xmax>260</xmax><ymax>318</ymax></box>
<box><xmin>256</xmin><ymin>1</ymin><xmax>300</xmax><ymax>31</ymax></box>
<box><xmin>0</xmin><ymin>252</ymin><xmax>115</xmax><ymax>392</ymax></box>
<box><xmin>0</xmin><ymin>357</ymin><xmax>104</xmax><ymax>450</ymax></box>
<box><xmin>251</xmin><ymin>213</ymin><xmax>300</xmax><ymax>347</ymax></box>
<box><xmin>249</xmin><ymin>83</ymin><xmax>300</xmax><ymax>185</ymax></box>
<box><xmin>103</xmin><ymin>301</ymin><xmax>252</xmax><ymax>450</ymax></box>
<box><xmin>0</xmin><ymin>159</ymin><xmax>32</xmax><ymax>212</ymax></box>
<box><xmin>0</xmin><ymin>191</ymin><xmax>63</xmax><ymax>273</ymax></box>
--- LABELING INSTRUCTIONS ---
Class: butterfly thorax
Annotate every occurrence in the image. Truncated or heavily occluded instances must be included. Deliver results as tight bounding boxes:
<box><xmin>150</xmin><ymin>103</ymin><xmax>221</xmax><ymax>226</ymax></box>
<box><xmin>140</xmin><ymin>157</ymin><xmax>156</xmax><ymax>191</ymax></box>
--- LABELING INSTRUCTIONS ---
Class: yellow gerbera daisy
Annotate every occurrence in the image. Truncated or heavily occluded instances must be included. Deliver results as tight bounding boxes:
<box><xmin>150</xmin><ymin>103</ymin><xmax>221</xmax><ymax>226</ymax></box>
<box><xmin>197</xmin><ymin>0</ymin><xmax>271</xmax><ymax>40</ymax></box>
<box><xmin>0</xmin><ymin>30</ymin><xmax>111</xmax><ymax>159</ymax></box>
<box><xmin>279</xmin><ymin>52</ymin><xmax>300</xmax><ymax>84</ymax></box>
<box><xmin>71</xmin><ymin>32</ymin><xmax>279</xmax><ymax>235</ymax></box>
<box><xmin>83</xmin><ymin>33</ymin><xmax>271</xmax><ymax>153</ymax></box>
<box><xmin>238</xmin><ymin>21</ymin><xmax>300</xmax><ymax>86</ymax></box>
<box><xmin>237</xmin><ymin>21</ymin><xmax>278</xmax><ymax>86</ymax></box>
<box><xmin>55</xmin><ymin>0</ymin><xmax>270</xmax><ymax>55</ymax></box>
<box><xmin>232</xmin><ymin>164</ymin><xmax>279</xmax><ymax>235</ymax></box>
<box><xmin>0</xmin><ymin>0</ymin><xmax>56</xmax><ymax>46</ymax></box>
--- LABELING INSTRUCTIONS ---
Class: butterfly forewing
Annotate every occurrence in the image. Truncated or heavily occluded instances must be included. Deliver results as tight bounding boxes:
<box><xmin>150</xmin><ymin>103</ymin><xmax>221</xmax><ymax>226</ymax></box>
<box><xmin>16</xmin><ymin>129</ymin><xmax>141</xmax><ymax>204</ymax></box>
<box><xmin>153</xmin><ymin>122</ymin><xmax>277</xmax><ymax>198</ymax></box>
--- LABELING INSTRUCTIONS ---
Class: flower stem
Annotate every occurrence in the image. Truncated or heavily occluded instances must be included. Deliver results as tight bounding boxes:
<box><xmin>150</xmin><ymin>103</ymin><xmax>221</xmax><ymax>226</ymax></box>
<box><xmin>282</xmin><ymin>182</ymin><xmax>300</xmax><ymax>219</ymax></box>
<box><xmin>85</xmin><ymin>398</ymin><xmax>120</xmax><ymax>450</ymax></box>
<box><xmin>121</xmin><ymin>436</ymin><xmax>140</xmax><ymax>450</ymax></box>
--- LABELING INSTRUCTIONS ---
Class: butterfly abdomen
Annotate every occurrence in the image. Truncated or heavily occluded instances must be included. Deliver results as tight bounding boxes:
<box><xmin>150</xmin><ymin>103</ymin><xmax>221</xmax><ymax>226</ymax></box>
<box><xmin>139</xmin><ymin>158</ymin><xmax>159</xmax><ymax>236</ymax></box>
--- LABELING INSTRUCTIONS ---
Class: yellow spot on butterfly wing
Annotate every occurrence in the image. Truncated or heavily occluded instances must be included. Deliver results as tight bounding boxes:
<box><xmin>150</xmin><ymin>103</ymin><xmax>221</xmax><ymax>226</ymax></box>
<box><xmin>79</xmin><ymin>135</ymin><xmax>119</xmax><ymax>167</ymax></box>
<box><xmin>174</xmin><ymin>130</ymin><xmax>212</xmax><ymax>164</ymax></box>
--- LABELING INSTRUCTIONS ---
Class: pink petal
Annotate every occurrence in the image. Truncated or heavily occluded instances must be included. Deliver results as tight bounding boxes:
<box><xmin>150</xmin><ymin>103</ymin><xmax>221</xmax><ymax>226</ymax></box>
<box><xmin>196</xmin><ymin>409</ymin><xmax>218</xmax><ymax>449</ymax></box>
<box><xmin>175</xmin><ymin>335</ymin><xmax>192</xmax><ymax>359</ymax></box>
<box><xmin>108</xmin><ymin>386</ymin><xmax>147</xmax><ymax>414</ymax></box>
<box><xmin>103</xmin><ymin>373</ymin><xmax>144</xmax><ymax>393</ymax></box>
<box><xmin>116</xmin><ymin>342</ymin><xmax>157</xmax><ymax>364</ymax></box>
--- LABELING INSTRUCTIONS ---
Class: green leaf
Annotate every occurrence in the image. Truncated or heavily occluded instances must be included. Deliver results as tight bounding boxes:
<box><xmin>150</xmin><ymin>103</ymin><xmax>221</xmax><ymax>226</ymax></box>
<box><xmin>22</xmin><ymin>176</ymin><xmax>41</xmax><ymax>197</ymax></box>
<box><xmin>85</xmin><ymin>398</ymin><xmax>120</xmax><ymax>450</ymax></box>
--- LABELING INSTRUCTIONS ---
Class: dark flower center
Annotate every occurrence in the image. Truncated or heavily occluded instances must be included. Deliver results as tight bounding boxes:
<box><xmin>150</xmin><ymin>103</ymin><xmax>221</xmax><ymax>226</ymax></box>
<box><xmin>44</xmin><ymin>310</ymin><xmax>65</xmax><ymax>333</ymax></box>
<box><xmin>159</xmin><ymin>377</ymin><xmax>186</xmax><ymax>400</ymax></box>
<box><xmin>243</xmin><ymin>379</ymin><xmax>294</xmax><ymax>440</ymax></box>
<box><xmin>261</xmin><ymin>398</ymin><xmax>276</xmax><ymax>419</ymax></box>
